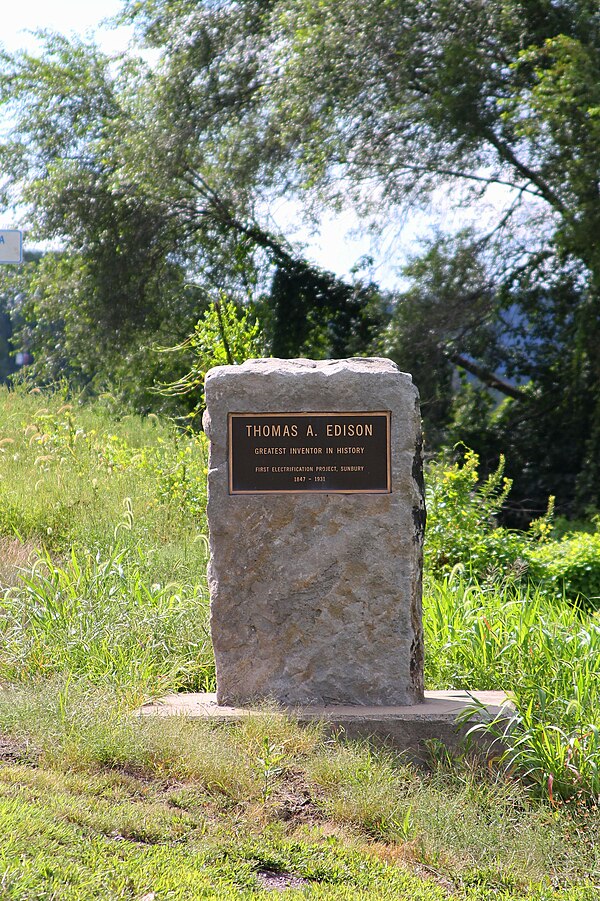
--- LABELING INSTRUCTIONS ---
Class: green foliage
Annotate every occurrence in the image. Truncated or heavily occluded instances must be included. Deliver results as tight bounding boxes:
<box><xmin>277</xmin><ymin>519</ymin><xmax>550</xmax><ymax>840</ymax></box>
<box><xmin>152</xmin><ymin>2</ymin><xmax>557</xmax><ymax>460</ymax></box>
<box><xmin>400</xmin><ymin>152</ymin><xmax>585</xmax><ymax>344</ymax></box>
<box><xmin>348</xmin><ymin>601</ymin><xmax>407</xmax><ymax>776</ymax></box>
<box><xmin>0</xmin><ymin>752</ymin><xmax>466</xmax><ymax>900</ymax></box>
<box><xmin>381</xmin><ymin>233</ymin><xmax>496</xmax><ymax>447</ymax></box>
<box><xmin>265</xmin><ymin>0</ymin><xmax>600</xmax><ymax>285</ymax></box>
<box><xmin>256</xmin><ymin>737</ymin><xmax>286</xmax><ymax>804</ymax></box>
<box><xmin>467</xmin><ymin>690</ymin><xmax>600</xmax><ymax>805</ymax></box>
<box><xmin>5</xmin><ymin>249</ymin><xmax>209</xmax><ymax>417</ymax></box>
<box><xmin>0</xmin><ymin>28</ymin><xmax>274</xmax><ymax>412</ymax></box>
<box><xmin>2</xmin><ymin>386</ymin><xmax>600</xmax><ymax>884</ymax></box>
<box><xmin>266</xmin><ymin>259</ymin><xmax>388</xmax><ymax>360</ymax></box>
<box><xmin>0</xmin><ymin>20</ymin><xmax>384</xmax><ymax>403</ymax></box>
<box><xmin>307</xmin><ymin>744</ymin><xmax>417</xmax><ymax>841</ymax></box>
<box><xmin>424</xmin><ymin>575</ymin><xmax>599</xmax><ymax>698</ymax></box>
<box><xmin>425</xmin><ymin>449</ymin><xmax>520</xmax><ymax>578</ymax></box>
<box><xmin>425</xmin><ymin>449</ymin><xmax>600</xmax><ymax>609</ymax></box>
<box><xmin>0</xmin><ymin>36</ymin><xmax>202</xmax><ymax>409</ymax></box>
<box><xmin>526</xmin><ymin>529</ymin><xmax>600</xmax><ymax>608</ymax></box>
<box><xmin>122</xmin><ymin>0</ymin><xmax>600</xmax><ymax>516</ymax></box>
<box><xmin>160</xmin><ymin>297</ymin><xmax>264</xmax><ymax>418</ymax></box>
<box><xmin>0</xmin><ymin>385</ymin><xmax>213</xmax><ymax>696</ymax></box>
<box><xmin>2</xmin><ymin>0</ymin><xmax>600</xmax><ymax>511</ymax></box>
<box><xmin>0</xmin><ymin>384</ymin><xmax>208</xmax><ymax>567</ymax></box>
<box><xmin>393</xmin><ymin>232</ymin><xmax>600</xmax><ymax>521</ymax></box>
<box><xmin>1</xmin><ymin>680</ymin><xmax>599</xmax><ymax>895</ymax></box>
<box><xmin>425</xmin><ymin>573</ymin><xmax>600</xmax><ymax>801</ymax></box>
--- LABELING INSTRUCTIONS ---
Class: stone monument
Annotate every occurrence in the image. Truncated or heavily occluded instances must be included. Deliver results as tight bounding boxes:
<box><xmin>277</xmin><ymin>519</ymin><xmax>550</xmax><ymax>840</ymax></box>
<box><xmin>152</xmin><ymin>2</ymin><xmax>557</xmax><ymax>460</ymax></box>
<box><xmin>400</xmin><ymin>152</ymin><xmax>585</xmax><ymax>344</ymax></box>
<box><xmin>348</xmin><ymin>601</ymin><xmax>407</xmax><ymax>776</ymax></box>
<box><xmin>203</xmin><ymin>358</ymin><xmax>425</xmax><ymax>708</ymax></box>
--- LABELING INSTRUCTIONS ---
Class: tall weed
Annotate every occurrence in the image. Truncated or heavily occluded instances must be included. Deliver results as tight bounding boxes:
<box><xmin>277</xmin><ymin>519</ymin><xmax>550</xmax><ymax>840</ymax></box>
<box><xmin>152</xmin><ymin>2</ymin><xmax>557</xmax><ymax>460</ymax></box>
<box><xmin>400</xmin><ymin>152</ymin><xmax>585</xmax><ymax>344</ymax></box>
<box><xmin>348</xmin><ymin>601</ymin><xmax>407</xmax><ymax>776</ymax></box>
<box><xmin>0</xmin><ymin>386</ymin><xmax>208</xmax><ymax>575</ymax></box>
<box><xmin>425</xmin><ymin>574</ymin><xmax>600</xmax><ymax>799</ymax></box>
<box><xmin>466</xmin><ymin>691</ymin><xmax>600</xmax><ymax>802</ymax></box>
<box><xmin>0</xmin><ymin>546</ymin><xmax>214</xmax><ymax>695</ymax></box>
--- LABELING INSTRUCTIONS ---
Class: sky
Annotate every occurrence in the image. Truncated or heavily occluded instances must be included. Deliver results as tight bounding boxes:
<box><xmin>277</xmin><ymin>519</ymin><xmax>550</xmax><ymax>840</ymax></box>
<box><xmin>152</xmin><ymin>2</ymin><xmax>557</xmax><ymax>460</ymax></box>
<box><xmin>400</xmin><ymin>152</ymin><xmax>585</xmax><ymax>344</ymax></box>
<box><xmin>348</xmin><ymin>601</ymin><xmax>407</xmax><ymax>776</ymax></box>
<box><xmin>1</xmin><ymin>0</ymin><xmax>130</xmax><ymax>55</ymax></box>
<box><xmin>0</xmin><ymin>0</ymin><xmax>460</xmax><ymax>289</ymax></box>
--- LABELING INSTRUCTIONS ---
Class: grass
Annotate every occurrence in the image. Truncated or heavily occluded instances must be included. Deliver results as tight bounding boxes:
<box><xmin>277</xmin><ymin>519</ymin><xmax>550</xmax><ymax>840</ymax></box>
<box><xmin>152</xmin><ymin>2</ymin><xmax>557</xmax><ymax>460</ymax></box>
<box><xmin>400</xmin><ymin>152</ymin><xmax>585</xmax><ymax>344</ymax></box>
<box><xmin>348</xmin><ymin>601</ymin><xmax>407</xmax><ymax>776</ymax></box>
<box><xmin>0</xmin><ymin>776</ymin><xmax>453</xmax><ymax>901</ymax></box>
<box><xmin>1</xmin><ymin>383</ymin><xmax>600</xmax><ymax>898</ymax></box>
<box><xmin>0</xmin><ymin>386</ymin><xmax>208</xmax><ymax>585</ymax></box>
<box><xmin>424</xmin><ymin>573</ymin><xmax>600</xmax><ymax>706</ymax></box>
<box><xmin>0</xmin><ymin>545</ymin><xmax>213</xmax><ymax>695</ymax></box>
<box><xmin>424</xmin><ymin>574</ymin><xmax>600</xmax><ymax>800</ymax></box>
<box><xmin>0</xmin><ymin>682</ymin><xmax>598</xmax><ymax>899</ymax></box>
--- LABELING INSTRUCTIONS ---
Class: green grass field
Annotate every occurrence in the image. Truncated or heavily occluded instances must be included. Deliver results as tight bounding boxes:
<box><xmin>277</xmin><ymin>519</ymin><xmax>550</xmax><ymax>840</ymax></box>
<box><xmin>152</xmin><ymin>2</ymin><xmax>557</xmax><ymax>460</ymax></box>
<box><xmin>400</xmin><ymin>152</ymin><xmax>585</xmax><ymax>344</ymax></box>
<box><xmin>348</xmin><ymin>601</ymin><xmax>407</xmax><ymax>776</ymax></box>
<box><xmin>1</xmin><ymin>385</ymin><xmax>599</xmax><ymax>899</ymax></box>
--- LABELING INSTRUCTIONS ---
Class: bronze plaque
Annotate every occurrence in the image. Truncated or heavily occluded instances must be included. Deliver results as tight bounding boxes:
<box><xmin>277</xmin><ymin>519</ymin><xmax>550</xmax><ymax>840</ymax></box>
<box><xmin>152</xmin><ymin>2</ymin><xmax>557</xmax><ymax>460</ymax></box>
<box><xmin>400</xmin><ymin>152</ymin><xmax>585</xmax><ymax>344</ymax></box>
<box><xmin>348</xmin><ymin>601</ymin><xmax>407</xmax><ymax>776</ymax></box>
<box><xmin>229</xmin><ymin>412</ymin><xmax>391</xmax><ymax>494</ymax></box>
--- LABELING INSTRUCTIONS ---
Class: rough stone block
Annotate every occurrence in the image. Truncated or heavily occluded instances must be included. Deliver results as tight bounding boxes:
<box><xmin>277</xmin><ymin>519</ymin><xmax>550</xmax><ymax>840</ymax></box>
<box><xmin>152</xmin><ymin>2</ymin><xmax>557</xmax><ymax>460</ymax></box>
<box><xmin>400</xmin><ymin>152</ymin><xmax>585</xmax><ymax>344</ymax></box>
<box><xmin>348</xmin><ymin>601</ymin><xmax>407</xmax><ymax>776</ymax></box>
<box><xmin>203</xmin><ymin>358</ymin><xmax>425</xmax><ymax>707</ymax></box>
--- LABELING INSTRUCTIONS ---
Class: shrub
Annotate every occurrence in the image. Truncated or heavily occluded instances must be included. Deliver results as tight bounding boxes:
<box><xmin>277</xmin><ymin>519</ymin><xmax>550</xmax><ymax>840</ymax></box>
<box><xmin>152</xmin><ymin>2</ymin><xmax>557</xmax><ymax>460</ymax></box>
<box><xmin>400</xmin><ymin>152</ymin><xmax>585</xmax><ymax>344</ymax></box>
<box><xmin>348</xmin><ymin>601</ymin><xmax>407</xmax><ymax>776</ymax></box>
<box><xmin>425</xmin><ymin>450</ymin><xmax>600</xmax><ymax>608</ymax></box>
<box><xmin>425</xmin><ymin>450</ymin><xmax>527</xmax><ymax>579</ymax></box>
<box><xmin>158</xmin><ymin>297</ymin><xmax>264</xmax><ymax>421</ymax></box>
<box><xmin>524</xmin><ymin>530</ymin><xmax>600</xmax><ymax>608</ymax></box>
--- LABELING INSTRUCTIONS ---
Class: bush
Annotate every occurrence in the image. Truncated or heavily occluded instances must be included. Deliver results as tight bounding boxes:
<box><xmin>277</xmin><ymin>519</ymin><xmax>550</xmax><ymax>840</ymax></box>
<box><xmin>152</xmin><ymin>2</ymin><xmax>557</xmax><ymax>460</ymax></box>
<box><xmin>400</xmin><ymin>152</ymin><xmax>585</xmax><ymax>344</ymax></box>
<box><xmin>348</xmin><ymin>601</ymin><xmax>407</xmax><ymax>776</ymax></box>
<box><xmin>425</xmin><ymin>450</ymin><xmax>600</xmax><ymax>608</ymax></box>
<box><xmin>425</xmin><ymin>449</ymin><xmax>527</xmax><ymax>579</ymax></box>
<box><xmin>525</xmin><ymin>530</ymin><xmax>600</xmax><ymax>608</ymax></box>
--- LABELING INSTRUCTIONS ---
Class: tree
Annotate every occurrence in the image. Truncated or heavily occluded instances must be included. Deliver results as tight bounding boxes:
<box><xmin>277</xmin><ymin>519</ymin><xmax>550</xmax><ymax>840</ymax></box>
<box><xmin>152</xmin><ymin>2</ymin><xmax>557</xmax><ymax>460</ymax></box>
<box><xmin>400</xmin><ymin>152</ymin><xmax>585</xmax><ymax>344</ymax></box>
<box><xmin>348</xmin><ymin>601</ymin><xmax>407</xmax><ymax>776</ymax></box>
<box><xmin>0</xmin><ymin>36</ymin><xmax>201</xmax><ymax>407</ymax></box>
<box><xmin>276</xmin><ymin>0</ymin><xmax>600</xmax><ymax>515</ymax></box>
<box><xmin>0</xmin><ymin>22</ymin><xmax>383</xmax><ymax>408</ymax></box>
<box><xmin>117</xmin><ymin>0</ymin><xmax>600</xmax><ymax>513</ymax></box>
<box><xmin>383</xmin><ymin>233</ymin><xmax>597</xmax><ymax>522</ymax></box>
<box><xmin>3</xmin><ymin>1</ymin><xmax>600</xmax><ymax>513</ymax></box>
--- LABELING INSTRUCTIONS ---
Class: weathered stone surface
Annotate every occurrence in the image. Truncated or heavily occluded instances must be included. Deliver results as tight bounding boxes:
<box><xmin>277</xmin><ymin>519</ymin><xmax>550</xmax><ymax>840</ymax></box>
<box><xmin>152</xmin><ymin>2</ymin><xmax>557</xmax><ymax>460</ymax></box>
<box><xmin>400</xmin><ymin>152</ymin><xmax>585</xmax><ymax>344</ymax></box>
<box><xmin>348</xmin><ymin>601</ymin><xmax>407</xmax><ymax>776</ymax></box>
<box><xmin>203</xmin><ymin>358</ymin><xmax>425</xmax><ymax>707</ymax></box>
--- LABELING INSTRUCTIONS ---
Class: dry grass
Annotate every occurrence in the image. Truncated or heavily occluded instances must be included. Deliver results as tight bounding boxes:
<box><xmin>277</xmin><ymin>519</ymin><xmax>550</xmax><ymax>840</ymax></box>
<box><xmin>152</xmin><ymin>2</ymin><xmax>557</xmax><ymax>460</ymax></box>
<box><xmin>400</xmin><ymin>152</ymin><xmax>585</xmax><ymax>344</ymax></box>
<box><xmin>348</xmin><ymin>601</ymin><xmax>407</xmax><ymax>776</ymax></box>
<box><xmin>0</xmin><ymin>537</ymin><xmax>38</xmax><ymax>589</ymax></box>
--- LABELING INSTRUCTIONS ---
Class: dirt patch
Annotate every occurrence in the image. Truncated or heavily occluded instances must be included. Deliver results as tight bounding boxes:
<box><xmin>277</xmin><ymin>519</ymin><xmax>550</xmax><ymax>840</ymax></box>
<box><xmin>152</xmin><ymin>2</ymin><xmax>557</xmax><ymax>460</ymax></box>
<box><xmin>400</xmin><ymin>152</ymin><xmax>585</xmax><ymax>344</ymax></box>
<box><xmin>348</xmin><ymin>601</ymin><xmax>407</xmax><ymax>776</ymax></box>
<box><xmin>256</xmin><ymin>869</ymin><xmax>311</xmax><ymax>891</ymax></box>
<box><xmin>0</xmin><ymin>734</ymin><xmax>34</xmax><ymax>765</ymax></box>
<box><xmin>269</xmin><ymin>770</ymin><xmax>324</xmax><ymax>824</ymax></box>
<box><xmin>0</xmin><ymin>537</ymin><xmax>38</xmax><ymax>589</ymax></box>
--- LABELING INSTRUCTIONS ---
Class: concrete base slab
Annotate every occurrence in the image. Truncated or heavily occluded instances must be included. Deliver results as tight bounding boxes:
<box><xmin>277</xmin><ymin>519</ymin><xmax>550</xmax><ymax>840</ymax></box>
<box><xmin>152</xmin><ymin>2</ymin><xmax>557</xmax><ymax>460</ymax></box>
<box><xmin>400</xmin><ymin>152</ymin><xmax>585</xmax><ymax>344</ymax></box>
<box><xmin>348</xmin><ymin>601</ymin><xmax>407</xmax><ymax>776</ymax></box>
<box><xmin>138</xmin><ymin>690</ymin><xmax>511</xmax><ymax>763</ymax></box>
